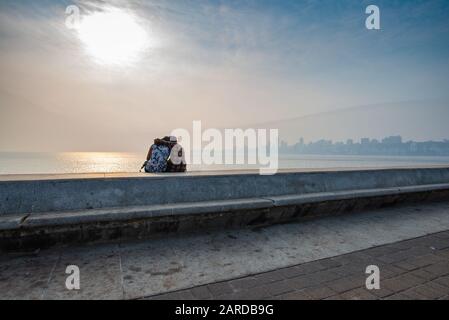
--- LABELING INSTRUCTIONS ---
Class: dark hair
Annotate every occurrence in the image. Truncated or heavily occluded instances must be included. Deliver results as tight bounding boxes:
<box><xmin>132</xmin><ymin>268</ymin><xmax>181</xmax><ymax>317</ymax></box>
<box><xmin>154</xmin><ymin>138</ymin><xmax>170</xmax><ymax>146</ymax></box>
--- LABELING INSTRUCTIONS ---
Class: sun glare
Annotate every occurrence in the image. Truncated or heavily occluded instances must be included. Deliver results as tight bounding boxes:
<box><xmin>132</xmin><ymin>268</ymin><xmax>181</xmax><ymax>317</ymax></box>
<box><xmin>76</xmin><ymin>10</ymin><xmax>149</xmax><ymax>66</ymax></box>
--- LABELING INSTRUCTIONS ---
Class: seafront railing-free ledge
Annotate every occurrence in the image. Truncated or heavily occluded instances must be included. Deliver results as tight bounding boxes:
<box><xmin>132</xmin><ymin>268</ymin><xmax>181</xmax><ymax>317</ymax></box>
<box><xmin>1</xmin><ymin>167</ymin><xmax>449</xmax><ymax>251</ymax></box>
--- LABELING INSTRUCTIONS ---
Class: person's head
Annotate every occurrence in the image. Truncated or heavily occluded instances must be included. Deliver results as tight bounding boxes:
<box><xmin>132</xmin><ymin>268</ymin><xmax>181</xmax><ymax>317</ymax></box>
<box><xmin>163</xmin><ymin>136</ymin><xmax>178</xmax><ymax>146</ymax></box>
<box><xmin>154</xmin><ymin>138</ymin><xmax>168</xmax><ymax>146</ymax></box>
<box><xmin>169</xmin><ymin>136</ymin><xmax>178</xmax><ymax>144</ymax></box>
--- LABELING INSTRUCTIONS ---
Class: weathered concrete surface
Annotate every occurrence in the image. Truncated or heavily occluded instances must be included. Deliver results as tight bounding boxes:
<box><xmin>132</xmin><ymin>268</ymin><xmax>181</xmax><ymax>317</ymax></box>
<box><xmin>1</xmin><ymin>201</ymin><xmax>449</xmax><ymax>299</ymax></box>
<box><xmin>149</xmin><ymin>231</ymin><xmax>449</xmax><ymax>300</ymax></box>
<box><xmin>2</xmin><ymin>167</ymin><xmax>449</xmax><ymax>215</ymax></box>
<box><xmin>2</xmin><ymin>188</ymin><xmax>449</xmax><ymax>252</ymax></box>
<box><xmin>1</xmin><ymin>167</ymin><xmax>449</xmax><ymax>251</ymax></box>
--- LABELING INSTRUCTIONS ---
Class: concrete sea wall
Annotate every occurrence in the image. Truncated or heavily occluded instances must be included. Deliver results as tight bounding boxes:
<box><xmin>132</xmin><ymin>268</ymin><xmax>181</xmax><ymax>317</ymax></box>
<box><xmin>1</xmin><ymin>167</ymin><xmax>449</xmax><ymax>251</ymax></box>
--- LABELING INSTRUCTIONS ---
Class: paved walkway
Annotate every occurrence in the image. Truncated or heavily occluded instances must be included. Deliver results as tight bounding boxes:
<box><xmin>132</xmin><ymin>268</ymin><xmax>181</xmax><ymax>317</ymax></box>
<box><xmin>1</xmin><ymin>200</ymin><xmax>449</xmax><ymax>299</ymax></box>
<box><xmin>148</xmin><ymin>230</ymin><xmax>449</xmax><ymax>300</ymax></box>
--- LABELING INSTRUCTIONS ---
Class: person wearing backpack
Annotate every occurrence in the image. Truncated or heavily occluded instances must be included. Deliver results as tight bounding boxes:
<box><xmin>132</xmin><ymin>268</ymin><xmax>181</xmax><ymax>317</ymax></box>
<box><xmin>143</xmin><ymin>137</ymin><xmax>171</xmax><ymax>173</ymax></box>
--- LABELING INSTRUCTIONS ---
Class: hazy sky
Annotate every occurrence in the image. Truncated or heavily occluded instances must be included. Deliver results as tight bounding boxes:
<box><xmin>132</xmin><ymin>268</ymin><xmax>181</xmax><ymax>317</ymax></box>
<box><xmin>1</xmin><ymin>0</ymin><xmax>449</xmax><ymax>151</ymax></box>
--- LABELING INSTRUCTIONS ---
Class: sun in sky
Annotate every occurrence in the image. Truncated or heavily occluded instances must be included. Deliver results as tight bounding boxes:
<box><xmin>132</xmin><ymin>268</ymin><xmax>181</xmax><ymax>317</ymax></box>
<box><xmin>75</xmin><ymin>9</ymin><xmax>150</xmax><ymax>66</ymax></box>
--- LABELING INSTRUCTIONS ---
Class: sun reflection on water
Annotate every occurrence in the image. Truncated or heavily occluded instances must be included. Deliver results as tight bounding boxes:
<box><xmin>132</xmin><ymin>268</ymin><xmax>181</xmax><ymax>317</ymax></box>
<box><xmin>57</xmin><ymin>152</ymin><xmax>143</xmax><ymax>173</ymax></box>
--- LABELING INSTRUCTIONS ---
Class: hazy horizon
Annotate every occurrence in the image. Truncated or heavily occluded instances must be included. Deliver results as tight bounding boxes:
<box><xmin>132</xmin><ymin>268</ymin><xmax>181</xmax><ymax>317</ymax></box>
<box><xmin>1</xmin><ymin>0</ymin><xmax>449</xmax><ymax>152</ymax></box>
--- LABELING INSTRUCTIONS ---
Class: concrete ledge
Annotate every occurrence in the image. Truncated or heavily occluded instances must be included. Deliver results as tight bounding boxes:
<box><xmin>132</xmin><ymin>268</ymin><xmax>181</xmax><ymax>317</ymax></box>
<box><xmin>2</xmin><ymin>167</ymin><xmax>449</xmax><ymax>216</ymax></box>
<box><xmin>269</xmin><ymin>183</ymin><xmax>449</xmax><ymax>206</ymax></box>
<box><xmin>1</xmin><ymin>185</ymin><xmax>449</xmax><ymax>252</ymax></box>
<box><xmin>2</xmin><ymin>198</ymin><xmax>274</xmax><ymax>230</ymax></box>
<box><xmin>1</xmin><ymin>167</ymin><xmax>449</xmax><ymax>251</ymax></box>
<box><xmin>1</xmin><ymin>182</ymin><xmax>448</xmax><ymax>232</ymax></box>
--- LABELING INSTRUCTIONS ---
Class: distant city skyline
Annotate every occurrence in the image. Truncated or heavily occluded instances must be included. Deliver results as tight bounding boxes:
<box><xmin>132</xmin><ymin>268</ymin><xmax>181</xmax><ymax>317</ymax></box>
<box><xmin>280</xmin><ymin>135</ymin><xmax>449</xmax><ymax>156</ymax></box>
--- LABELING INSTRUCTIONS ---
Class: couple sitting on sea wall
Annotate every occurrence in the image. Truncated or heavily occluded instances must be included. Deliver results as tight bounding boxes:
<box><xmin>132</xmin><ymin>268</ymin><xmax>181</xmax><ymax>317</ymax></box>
<box><xmin>142</xmin><ymin>136</ymin><xmax>187</xmax><ymax>173</ymax></box>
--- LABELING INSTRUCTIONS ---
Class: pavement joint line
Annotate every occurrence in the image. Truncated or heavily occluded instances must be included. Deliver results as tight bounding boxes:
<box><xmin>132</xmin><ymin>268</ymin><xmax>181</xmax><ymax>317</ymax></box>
<box><xmin>117</xmin><ymin>243</ymin><xmax>125</xmax><ymax>300</ymax></box>
<box><xmin>41</xmin><ymin>251</ymin><xmax>60</xmax><ymax>300</ymax></box>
